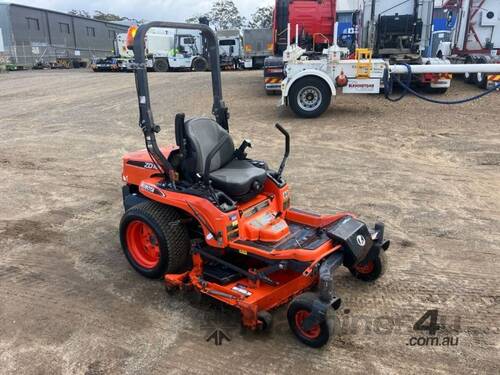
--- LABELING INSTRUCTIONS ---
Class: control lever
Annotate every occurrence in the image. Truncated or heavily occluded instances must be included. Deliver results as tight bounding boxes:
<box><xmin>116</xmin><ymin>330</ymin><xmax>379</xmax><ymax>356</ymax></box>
<box><xmin>275</xmin><ymin>123</ymin><xmax>290</xmax><ymax>180</ymax></box>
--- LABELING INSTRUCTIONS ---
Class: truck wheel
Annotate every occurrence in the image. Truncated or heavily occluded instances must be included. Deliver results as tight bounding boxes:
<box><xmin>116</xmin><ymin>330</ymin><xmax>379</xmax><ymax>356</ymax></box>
<box><xmin>424</xmin><ymin>85</ymin><xmax>448</xmax><ymax>94</ymax></box>
<box><xmin>153</xmin><ymin>59</ymin><xmax>169</xmax><ymax>72</ymax></box>
<box><xmin>192</xmin><ymin>57</ymin><xmax>208</xmax><ymax>72</ymax></box>
<box><xmin>349</xmin><ymin>252</ymin><xmax>387</xmax><ymax>282</ymax></box>
<box><xmin>473</xmin><ymin>72</ymin><xmax>488</xmax><ymax>89</ymax></box>
<box><xmin>464</xmin><ymin>57</ymin><xmax>474</xmax><ymax>84</ymax></box>
<box><xmin>120</xmin><ymin>201</ymin><xmax>191</xmax><ymax>279</ymax></box>
<box><xmin>289</xmin><ymin>77</ymin><xmax>331</xmax><ymax>118</ymax></box>
<box><xmin>287</xmin><ymin>292</ymin><xmax>333</xmax><ymax>348</ymax></box>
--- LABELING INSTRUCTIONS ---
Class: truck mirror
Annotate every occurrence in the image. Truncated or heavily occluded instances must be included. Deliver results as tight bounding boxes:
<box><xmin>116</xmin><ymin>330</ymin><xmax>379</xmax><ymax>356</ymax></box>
<box><xmin>447</xmin><ymin>11</ymin><xmax>453</xmax><ymax>28</ymax></box>
<box><xmin>352</xmin><ymin>10</ymin><xmax>359</xmax><ymax>26</ymax></box>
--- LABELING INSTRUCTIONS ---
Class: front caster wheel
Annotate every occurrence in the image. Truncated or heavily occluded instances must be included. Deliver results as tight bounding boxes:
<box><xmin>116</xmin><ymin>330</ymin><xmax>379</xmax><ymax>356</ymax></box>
<box><xmin>349</xmin><ymin>252</ymin><xmax>387</xmax><ymax>282</ymax></box>
<box><xmin>287</xmin><ymin>292</ymin><xmax>333</xmax><ymax>348</ymax></box>
<box><xmin>257</xmin><ymin>310</ymin><xmax>273</xmax><ymax>331</ymax></box>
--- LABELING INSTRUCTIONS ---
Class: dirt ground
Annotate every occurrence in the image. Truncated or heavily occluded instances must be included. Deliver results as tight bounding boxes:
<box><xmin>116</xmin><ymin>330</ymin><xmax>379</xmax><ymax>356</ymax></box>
<box><xmin>0</xmin><ymin>69</ymin><xmax>499</xmax><ymax>375</ymax></box>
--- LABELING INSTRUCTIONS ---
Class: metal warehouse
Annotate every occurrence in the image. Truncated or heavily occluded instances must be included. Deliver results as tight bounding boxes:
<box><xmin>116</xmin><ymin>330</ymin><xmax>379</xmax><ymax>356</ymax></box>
<box><xmin>0</xmin><ymin>2</ymin><xmax>129</xmax><ymax>67</ymax></box>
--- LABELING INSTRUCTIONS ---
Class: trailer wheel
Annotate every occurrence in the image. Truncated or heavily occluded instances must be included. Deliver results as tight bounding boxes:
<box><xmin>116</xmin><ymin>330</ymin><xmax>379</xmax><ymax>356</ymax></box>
<box><xmin>192</xmin><ymin>57</ymin><xmax>208</xmax><ymax>72</ymax></box>
<box><xmin>120</xmin><ymin>201</ymin><xmax>191</xmax><ymax>279</ymax></box>
<box><xmin>287</xmin><ymin>292</ymin><xmax>333</xmax><ymax>348</ymax></box>
<box><xmin>289</xmin><ymin>77</ymin><xmax>331</xmax><ymax>118</ymax></box>
<box><xmin>153</xmin><ymin>58</ymin><xmax>169</xmax><ymax>72</ymax></box>
<box><xmin>349</xmin><ymin>252</ymin><xmax>387</xmax><ymax>282</ymax></box>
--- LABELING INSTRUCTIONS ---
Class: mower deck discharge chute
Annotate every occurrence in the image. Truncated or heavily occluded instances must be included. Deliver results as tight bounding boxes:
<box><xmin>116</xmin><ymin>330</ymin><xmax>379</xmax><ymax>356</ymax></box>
<box><xmin>119</xmin><ymin>21</ymin><xmax>390</xmax><ymax>348</ymax></box>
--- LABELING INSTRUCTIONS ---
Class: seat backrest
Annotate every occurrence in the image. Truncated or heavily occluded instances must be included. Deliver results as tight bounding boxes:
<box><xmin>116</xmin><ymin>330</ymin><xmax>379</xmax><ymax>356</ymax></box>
<box><xmin>181</xmin><ymin>117</ymin><xmax>234</xmax><ymax>175</ymax></box>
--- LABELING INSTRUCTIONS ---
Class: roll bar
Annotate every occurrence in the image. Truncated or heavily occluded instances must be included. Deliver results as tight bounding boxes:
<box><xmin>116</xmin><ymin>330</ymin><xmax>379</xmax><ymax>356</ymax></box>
<box><xmin>132</xmin><ymin>21</ymin><xmax>229</xmax><ymax>182</ymax></box>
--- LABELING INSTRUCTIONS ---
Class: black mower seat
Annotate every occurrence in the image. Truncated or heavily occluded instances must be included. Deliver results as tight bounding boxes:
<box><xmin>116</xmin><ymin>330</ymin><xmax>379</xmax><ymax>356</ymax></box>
<box><xmin>209</xmin><ymin>159</ymin><xmax>266</xmax><ymax>198</ymax></box>
<box><xmin>180</xmin><ymin>117</ymin><xmax>266</xmax><ymax>200</ymax></box>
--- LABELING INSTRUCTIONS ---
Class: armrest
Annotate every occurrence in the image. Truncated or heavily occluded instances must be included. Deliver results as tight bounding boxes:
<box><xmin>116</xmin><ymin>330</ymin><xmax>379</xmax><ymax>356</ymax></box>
<box><xmin>234</xmin><ymin>139</ymin><xmax>252</xmax><ymax>160</ymax></box>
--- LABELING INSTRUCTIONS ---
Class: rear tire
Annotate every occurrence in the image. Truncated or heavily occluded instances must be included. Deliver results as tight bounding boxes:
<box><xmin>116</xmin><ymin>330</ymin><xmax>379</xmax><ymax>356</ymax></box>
<box><xmin>192</xmin><ymin>57</ymin><xmax>208</xmax><ymax>72</ymax></box>
<box><xmin>288</xmin><ymin>76</ymin><xmax>331</xmax><ymax>118</ymax></box>
<box><xmin>153</xmin><ymin>58</ymin><xmax>169</xmax><ymax>72</ymax></box>
<box><xmin>120</xmin><ymin>201</ymin><xmax>191</xmax><ymax>279</ymax></box>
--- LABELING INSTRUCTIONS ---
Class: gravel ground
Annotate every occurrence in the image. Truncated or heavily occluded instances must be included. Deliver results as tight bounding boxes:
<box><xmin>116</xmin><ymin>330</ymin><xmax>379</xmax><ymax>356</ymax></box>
<box><xmin>0</xmin><ymin>69</ymin><xmax>499</xmax><ymax>375</ymax></box>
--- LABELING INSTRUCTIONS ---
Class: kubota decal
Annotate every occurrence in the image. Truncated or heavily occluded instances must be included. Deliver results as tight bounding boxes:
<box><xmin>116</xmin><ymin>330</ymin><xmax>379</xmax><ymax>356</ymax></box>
<box><xmin>140</xmin><ymin>182</ymin><xmax>165</xmax><ymax>197</ymax></box>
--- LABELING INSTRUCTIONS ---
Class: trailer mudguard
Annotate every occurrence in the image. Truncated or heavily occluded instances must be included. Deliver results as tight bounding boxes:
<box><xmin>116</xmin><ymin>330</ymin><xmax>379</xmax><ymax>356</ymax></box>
<box><xmin>282</xmin><ymin>69</ymin><xmax>336</xmax><ymax>99</ymax></box>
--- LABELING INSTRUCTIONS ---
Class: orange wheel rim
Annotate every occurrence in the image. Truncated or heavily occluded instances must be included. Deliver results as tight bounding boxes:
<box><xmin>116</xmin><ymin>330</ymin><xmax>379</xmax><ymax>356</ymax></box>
<box><xmin>126</xmin><ymin>220</ymin><xmax>160</xmax><ymax>269</ymax></box>
<box><xmin>295</xmin><ymin>309</ymin><xmax>321</xmax><ymax>339</ymax></box>
<box><xmin>355</xmin><ymin>260</ymin><xmax>374</xmax><ymax>274</ymax></box>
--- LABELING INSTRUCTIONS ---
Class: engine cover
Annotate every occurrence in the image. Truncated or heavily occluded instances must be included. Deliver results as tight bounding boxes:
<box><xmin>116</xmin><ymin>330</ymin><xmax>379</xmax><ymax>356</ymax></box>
<box><xmin>326</xmin><ymin>216</ymin><xmax>373</xmax><ymax>267</ymax></box>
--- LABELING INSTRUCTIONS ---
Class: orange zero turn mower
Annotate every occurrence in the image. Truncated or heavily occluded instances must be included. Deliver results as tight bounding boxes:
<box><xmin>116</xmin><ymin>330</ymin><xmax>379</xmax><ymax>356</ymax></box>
<box><xmin>119</xmin><ymin>21</ymin><xmax>390</xmax><ymax>348</ymax></box>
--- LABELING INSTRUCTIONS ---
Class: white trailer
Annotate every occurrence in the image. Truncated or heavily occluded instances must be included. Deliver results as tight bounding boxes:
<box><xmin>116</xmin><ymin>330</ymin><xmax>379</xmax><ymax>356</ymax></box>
<box><xmin>437</xmin><ymin>0</ymin><xmax>500</xmax><ymax>88</ymax></box>
<box><xmin>280</xmin><ymin>43</ymin><xmax>500</xmax><ymax>118</ymax></box>
<box><xmin>242</xmin><ymin>29</ymin><xmax>273</xmax><ymax>69</ymax></box>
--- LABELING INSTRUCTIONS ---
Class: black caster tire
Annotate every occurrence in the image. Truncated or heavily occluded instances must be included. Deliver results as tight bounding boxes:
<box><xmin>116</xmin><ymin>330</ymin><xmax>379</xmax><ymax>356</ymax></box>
<box><xmin>165</xmin><ymin>283</ymin><xmax>177</xmax><ymax>295</ymax></box>
<box><xmin>349</xmin><ymin>252</ymin><xmax>387</xmax><ymax>282</ymax></box>
<box><xmin>287</xmin><ymin>292</ymin><xmax>333</xmax><ymax>348</ymax></box>
<box><xmin>257</xmin><ymin>310</ymin><xmax>273</xmax><ymax>331</ymax></box>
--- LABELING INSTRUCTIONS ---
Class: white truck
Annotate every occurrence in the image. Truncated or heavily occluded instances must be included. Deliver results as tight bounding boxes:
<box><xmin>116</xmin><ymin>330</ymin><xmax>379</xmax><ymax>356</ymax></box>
<box><xmin>217</xmin><ymin>30</ymin><xmax>242</xmax><ymax>69</ymax></box>
<box><xmin>358</xmin><ymin>0</ymin><xmax>452</xmax><ymax>93</ymax></box>
<box><xmin>436</xmin><ymin>0</ymin><xmax>500</xmax><ymax>88</ymax></box>
<box><xmin>91</xmin><ymin>33</ymin><xmax>134</xmax><ymax>72</ymax></box>
<box><xmin>92</xmin><ymin>27</ymin><xmax>209</xmax><ymax>73</ymax></box>
<box><xmin>145</xmin><ymin>30</ymin><xmax>209</xmax><ymax>72</ymax></box>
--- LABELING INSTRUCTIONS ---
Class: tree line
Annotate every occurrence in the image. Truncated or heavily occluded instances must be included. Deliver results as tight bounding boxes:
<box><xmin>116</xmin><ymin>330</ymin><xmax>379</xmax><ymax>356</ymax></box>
<box><xmin>186</xmin><ymin>1</ymin><xmax>273</xmax><ymax>30</ymax></box>
<box><xmin>68</xmin><ymin>1</ymin><xmax>273</xmax><ymax>30</ymax></box>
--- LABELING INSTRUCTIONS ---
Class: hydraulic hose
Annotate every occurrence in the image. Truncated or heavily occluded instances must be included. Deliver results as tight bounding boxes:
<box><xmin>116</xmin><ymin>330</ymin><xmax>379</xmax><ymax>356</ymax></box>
<box><xmin>383</xmin><ymin>63</ymin><xmax>500</xmax><ymax>105</ymax></box>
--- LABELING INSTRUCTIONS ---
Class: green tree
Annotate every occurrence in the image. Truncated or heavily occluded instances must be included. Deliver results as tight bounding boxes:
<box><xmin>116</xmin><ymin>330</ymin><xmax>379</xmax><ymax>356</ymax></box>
<box><xmin>209</xmin><ymin>0</ymin><xmax>244</xmax><ymax>30</ymax></box>
<box><xmin>186</xmin><ymin>14</ymin><xmax>208</xmax><ymax>24</ymax></box>
<box><xmin>68</xmin><ymin>9</ymin><xmax>91</xmax><ymax>18</ymax></box>
<box><xmin>186</xmin><ymin>0</ymin><xmax>244</xmax><ymax>30</ymax></box>
<box><xmin>248</xmin><ymin>6</ymin><xmax>274</xmax><ymax>29</ymax></box>
<box><xmin>93</xmin><ymin>11</ymin><xmax>126</xmax><ymax>22</ymax></box>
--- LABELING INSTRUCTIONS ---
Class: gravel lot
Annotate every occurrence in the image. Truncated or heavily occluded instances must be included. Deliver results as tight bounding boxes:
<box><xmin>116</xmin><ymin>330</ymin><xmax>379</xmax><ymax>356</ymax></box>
<box><xmin>0</xmin><ymin>69</ymin><xmax>499</xmax><ymax>374</ymax></box>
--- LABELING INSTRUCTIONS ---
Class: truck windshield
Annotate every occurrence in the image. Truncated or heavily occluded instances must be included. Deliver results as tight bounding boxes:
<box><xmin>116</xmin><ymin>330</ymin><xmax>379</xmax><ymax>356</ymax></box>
<box><xmin>219</xmin><ymin>40</ymin><xmax>236</xmax><ymax>46</ymax></box>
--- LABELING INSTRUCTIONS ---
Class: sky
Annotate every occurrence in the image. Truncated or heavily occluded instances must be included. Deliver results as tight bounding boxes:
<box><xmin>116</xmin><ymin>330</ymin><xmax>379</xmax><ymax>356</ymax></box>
<box><xmin>10</xmin><ymin>0</ymin><xmax>275</xmax><ymax>22</ymax></box>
